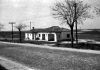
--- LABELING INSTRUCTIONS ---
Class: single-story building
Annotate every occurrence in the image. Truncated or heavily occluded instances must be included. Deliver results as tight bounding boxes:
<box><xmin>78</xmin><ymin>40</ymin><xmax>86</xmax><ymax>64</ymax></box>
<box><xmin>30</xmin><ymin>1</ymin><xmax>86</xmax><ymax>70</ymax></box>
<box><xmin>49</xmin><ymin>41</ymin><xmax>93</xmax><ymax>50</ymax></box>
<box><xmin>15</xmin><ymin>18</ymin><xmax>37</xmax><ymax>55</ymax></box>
<box><xmin>25</xmin><ymin>26</ymin><xmax>72</xmax><ymax>42</ymax></box>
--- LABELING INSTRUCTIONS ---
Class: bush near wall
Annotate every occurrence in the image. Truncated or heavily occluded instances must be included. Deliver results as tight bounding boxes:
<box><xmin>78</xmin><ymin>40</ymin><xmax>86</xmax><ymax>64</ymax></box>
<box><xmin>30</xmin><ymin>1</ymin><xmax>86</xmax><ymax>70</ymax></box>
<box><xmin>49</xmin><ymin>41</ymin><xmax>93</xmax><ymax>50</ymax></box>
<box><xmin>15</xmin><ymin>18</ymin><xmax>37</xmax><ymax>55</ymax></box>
<box><xmin>55</xmin><ymin>42</ymin><xmax>100</xmax><ymax>50</ymax></box>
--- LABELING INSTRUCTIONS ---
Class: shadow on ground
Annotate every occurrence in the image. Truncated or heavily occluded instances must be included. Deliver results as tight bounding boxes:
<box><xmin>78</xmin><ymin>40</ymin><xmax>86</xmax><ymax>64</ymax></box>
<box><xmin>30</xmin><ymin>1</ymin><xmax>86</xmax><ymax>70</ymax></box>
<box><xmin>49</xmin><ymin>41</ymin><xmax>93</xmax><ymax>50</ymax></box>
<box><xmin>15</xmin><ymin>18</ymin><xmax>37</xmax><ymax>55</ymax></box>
<box><xmin>0</xmin><ymin>65</ymin><xmax>7</xmax><ymax>70</ymax></box>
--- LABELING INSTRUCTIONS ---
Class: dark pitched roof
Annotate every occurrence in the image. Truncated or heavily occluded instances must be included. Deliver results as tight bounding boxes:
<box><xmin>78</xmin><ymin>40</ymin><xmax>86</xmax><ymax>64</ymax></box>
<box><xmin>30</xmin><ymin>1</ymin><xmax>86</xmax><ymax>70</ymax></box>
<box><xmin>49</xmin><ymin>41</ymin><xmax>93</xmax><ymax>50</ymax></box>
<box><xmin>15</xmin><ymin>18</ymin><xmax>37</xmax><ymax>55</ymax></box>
<box><xmin>30</xmin><ymin>26</ymin><xmax>70</xmax><ymax>32</ymax></box>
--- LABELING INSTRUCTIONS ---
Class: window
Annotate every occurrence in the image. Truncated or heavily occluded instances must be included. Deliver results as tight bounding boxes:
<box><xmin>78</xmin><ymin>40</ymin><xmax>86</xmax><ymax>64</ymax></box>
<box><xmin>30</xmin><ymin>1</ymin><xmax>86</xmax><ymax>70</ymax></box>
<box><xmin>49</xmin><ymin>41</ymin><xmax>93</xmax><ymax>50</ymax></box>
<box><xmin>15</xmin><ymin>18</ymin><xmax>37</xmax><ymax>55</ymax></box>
<box><xmin>67</xmin><ymin>34</ymin><xmax>70</xmax><ymax>38</ymax></box>
<box><xmin>42</xmin><ymin>34</ymin><xmax>45</xmax><ymax>40</ymax></box>
<box><xmin>38</xmin><ymin>34</ymin><xmax>40</xmax><ymax>37</ymax></box>
<box><xmin>32</xmin><ymin>34</ymin><xmax>34</xmax><ymax>39</ymax></box>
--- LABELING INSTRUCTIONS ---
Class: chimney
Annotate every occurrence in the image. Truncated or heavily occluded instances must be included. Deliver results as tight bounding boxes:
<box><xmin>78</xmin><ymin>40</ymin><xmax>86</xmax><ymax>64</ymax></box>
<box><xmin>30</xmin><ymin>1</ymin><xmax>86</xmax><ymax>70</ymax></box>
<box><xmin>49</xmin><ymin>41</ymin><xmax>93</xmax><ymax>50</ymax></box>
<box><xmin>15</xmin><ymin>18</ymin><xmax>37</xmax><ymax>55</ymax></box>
<box><xmin>32</xmin><ymin>27</ymin><xmax>34</xmax><ymax>30</ymax></box>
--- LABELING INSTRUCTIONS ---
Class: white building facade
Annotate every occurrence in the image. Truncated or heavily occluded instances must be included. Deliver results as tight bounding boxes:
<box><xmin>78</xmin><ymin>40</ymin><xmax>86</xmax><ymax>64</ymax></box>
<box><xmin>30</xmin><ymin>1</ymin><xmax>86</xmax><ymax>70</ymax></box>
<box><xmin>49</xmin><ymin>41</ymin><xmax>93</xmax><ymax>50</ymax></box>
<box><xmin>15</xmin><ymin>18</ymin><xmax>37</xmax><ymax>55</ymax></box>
<box><xmin>25</xmin><ymin>32</ymin><xmax>57</xmax><ymax>42</ymax></box>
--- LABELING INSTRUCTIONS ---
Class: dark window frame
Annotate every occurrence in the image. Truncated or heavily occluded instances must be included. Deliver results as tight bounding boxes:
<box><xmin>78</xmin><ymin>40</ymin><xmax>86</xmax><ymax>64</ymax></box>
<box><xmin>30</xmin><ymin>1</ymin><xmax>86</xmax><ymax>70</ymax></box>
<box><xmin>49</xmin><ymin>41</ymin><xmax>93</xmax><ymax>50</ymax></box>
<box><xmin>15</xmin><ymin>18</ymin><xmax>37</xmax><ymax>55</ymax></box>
<box><xmin>42</xmin><ymin>34</ymin><xmax>45</xmax><ymax>40</ymax></box>
<box><xmin>67</xmin><ymin>34</ymin><xmax>70</xmax><ymax>38</ymax></box>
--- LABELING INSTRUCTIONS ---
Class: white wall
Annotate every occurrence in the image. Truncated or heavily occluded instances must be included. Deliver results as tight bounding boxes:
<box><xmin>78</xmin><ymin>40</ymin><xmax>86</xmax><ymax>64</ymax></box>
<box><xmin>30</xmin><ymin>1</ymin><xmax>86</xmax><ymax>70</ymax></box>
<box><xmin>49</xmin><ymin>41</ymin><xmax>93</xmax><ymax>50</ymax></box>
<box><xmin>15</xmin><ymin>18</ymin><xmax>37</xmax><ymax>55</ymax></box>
<box><xmin>25</xmin><ymin>32</ymin><xmax>57</xmax><ymax>42</ymax></box>
<box><xmin>25</xmin><ymin>33</ymin><xmax>33</xmax><ymax>40</ymax></box>
<box><xmin>35</xmin><ymin>32</ymin><xmax>57</xmax><ymax>42</ymax></box>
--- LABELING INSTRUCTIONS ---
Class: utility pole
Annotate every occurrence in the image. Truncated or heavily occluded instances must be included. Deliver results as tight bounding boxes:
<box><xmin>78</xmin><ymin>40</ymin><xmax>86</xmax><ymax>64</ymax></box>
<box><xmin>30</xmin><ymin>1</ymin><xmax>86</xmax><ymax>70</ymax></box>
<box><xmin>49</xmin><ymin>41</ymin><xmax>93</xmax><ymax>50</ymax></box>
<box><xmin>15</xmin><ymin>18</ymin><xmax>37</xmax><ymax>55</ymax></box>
<box><xmin>30</xmin><ymin>21</ymin><xmax>31</xmax><ymax>30</ymax></box>
<box><xmin>9</xmin><ymin>22</ymin><xmax>15</xmax><ymax>42</ymax></box>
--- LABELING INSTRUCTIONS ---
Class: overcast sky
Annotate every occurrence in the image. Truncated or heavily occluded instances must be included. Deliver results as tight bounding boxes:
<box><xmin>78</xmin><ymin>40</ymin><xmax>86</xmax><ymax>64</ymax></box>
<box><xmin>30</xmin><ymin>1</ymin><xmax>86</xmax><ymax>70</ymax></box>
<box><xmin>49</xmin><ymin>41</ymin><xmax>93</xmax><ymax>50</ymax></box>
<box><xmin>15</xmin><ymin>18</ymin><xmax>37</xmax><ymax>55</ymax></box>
<box><xmin>0</xmin><ymin>0</ymin><xmax>100</xmax><ymax>31</ymax></box>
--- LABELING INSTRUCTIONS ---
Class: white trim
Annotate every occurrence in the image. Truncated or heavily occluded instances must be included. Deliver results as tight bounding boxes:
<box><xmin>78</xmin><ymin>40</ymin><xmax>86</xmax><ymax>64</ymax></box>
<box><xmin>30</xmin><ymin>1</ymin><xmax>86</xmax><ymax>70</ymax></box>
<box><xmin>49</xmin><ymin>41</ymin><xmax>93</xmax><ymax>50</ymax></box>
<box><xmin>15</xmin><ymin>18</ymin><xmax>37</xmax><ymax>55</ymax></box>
<box><xmin>54</xmin><ymin>33</ymin><xmax>57</xmax><ymax>42</ymax></box>
<box><xmin>45</xmin><ymin>33</ymin><xmax>48</xmax><ymax>41</ymax></box>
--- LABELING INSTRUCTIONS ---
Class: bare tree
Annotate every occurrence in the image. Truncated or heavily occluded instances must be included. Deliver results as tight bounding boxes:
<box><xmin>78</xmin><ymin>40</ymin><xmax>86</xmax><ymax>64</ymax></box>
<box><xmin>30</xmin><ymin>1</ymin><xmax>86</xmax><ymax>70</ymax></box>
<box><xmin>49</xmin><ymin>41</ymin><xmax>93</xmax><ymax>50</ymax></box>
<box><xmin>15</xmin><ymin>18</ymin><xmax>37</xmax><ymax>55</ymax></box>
<box><xmin>15</xmin><ymin>23</ymin><xmax>27</xmax><ymax>43</ymax></box>
<box><xmin>95</xmin><ymin>7</ymin><xmax>100</xmax><ymax>16</ymax></box>
<box><xmin>52</xmin><ymin>0</ymin><xmax>91</xmax><ymax>47</ymax></box>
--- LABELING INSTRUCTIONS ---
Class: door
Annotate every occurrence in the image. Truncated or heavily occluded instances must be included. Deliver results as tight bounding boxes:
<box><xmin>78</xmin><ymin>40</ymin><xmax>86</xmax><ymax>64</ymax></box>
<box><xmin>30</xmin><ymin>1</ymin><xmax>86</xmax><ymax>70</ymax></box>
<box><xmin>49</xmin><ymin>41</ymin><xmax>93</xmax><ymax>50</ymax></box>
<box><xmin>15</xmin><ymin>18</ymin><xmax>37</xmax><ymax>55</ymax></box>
<box><xmin>42</xmin><ymin>34</ymin><xmax>45</xmax><ymax>40</ymax></box>
<box><xmin>48</xmin><ymin>34</ymin><xmax>54</xmax><ymax>41</ymax></box>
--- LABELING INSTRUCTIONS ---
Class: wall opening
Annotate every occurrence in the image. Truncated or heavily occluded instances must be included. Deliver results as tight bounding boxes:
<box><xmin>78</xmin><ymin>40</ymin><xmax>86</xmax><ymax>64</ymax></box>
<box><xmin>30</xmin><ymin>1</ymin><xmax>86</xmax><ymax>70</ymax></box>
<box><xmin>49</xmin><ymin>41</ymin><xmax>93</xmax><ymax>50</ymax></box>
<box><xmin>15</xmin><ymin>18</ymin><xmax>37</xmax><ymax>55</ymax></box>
<box><xmin>48</xmin><ymin>34</ymin><xmax>54</xmax><ymax>41</ymax></box>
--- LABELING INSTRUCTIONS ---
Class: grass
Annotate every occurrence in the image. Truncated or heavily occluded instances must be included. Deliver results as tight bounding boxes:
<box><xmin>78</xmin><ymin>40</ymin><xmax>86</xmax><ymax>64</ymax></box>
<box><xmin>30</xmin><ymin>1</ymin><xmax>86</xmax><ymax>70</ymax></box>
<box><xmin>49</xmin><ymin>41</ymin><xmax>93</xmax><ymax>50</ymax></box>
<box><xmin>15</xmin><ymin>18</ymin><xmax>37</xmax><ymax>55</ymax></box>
<box><xmin>78</xmin><ymin>30</ymin><xmax>100</xmax><ymax>41</ymax></box>
<box><xmin>0</xmin><ymin>42</ymin><xmax>100</xmax><ymax>70</ymax></box>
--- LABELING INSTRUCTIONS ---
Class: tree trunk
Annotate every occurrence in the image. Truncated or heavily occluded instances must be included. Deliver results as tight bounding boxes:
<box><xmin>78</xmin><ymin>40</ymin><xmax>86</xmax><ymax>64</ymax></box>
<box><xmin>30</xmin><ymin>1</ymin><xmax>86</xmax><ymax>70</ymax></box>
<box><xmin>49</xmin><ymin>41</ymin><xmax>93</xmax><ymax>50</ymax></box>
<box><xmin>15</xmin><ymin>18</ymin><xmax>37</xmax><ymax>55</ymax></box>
<box><xmin>75</xmin><ymin>20</ymin><xmax>78</xmax><ymax>45</ymax></box>
<box><xmin>74</xmin><ymin>3</ymin><xmax>78</xmax><ymax>45</ymax></box>
<box><xmin>19</xmin><ymin>30</ymin><xmax>21</xmax><ymax>43</ymax></box>
<box><xmin>70</xmin><ymin>27</ymin><xmax>74</xmax><ymax>47</ymax></box>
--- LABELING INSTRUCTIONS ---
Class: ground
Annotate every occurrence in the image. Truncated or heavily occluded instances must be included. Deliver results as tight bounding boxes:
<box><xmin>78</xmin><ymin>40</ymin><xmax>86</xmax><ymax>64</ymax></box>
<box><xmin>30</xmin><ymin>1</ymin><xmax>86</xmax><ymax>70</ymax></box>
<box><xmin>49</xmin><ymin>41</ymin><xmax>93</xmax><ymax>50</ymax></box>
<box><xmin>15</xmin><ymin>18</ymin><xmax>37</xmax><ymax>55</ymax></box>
<box><xmin>0</xmin><ymin>42</ymin><xmax>100</xmax><ymax>70</ymax></box>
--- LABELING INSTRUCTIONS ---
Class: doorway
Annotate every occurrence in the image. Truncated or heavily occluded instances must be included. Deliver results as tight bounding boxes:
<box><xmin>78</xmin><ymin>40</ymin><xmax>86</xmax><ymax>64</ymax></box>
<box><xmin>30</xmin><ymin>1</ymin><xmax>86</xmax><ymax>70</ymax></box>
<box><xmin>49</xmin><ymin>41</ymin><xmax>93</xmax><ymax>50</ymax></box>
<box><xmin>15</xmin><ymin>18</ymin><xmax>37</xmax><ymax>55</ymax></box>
<box><xmin>48</xmin><ymin>34</ymin><xmax>54</xmax><ymax>41</ymax></box>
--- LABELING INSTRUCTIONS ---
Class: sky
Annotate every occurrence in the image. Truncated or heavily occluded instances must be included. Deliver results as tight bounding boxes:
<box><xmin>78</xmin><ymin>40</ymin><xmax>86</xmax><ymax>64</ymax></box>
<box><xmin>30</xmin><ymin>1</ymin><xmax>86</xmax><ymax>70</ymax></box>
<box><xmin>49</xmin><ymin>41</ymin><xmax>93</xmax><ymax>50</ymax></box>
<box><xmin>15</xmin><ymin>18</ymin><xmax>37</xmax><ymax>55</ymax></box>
<box><xmin>0</xmin><ymin>0</ymin><xmax>100</xmax><ymax>31</ymax></box>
